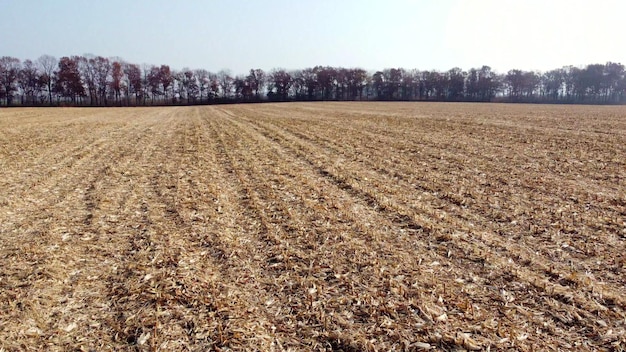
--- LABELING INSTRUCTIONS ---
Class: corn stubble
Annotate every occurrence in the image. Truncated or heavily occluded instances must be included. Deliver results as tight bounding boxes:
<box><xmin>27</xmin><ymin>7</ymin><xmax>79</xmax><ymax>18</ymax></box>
<box><xmin>0</xmin><ymin>103</ymin><xmax>624</xmax><ymax>351</ymax></box>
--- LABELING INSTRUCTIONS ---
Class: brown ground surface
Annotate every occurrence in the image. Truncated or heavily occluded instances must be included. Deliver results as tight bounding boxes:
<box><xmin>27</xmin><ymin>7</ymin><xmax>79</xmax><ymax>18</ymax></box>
<box><xmin>0</xmin><ymin>102</ymin><xmax>624</xmax><ymax>351</ymax></box>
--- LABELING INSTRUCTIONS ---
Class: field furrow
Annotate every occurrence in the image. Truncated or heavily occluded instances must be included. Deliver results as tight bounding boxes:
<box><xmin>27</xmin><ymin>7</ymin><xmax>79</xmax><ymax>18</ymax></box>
<box><xmin>231</xmin><ymin>105</ymin><xmax>626</xmax><ymax>289</ymax></box>
<box><xmin>217</xmin><ymin>106</ymin><xmax>625</xmax><ymax>349</ymax></box>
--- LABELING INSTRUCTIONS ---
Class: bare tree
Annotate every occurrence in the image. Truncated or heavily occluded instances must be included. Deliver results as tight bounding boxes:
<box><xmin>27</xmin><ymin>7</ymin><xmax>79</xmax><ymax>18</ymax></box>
<box><xmin>5</xmin><ymin>52</ymin><xmax>626</xmax><ymax>105</ymax></box>
<box><xmin>446</xmin><ymin>67</ymin><xmax>465</xmax><ymax>101</ymax></box>
<box><xmin>290</xmin><ymin>70</ymin><xmax>306</xmax><ymax>100</ymax></box>
<box><xmin>0</xmin><ymin>56</ymin><xmax>22</xmax><ymax>106</ymax></box>
<box><xmin>268</xmin><ymin>68</ymin><xmax>292</xmax><ymax>101</ymax></box>
<box><xmin>159</xmin><ymin>65</ymin><xmax>173</xmax><ymax>100</ymax></box>
<box><xmin>209</xmin><ymin>72</ymin><xmax>220</xmax><ymax>99</ymax></box>
<box><xmin>174</xmin><ymin>68</ymin><xmax>198</xmax><ymax>103</ymax></box>
<box><xmin>37</xmin><ymin>55</ymin><xmax>57</xmax><ymax>104</ymax></box>
<box><xmin>217</xmin><ymin>69</ymin><xmax>233</xmax><ymax>98</ymax></box>
<box><xmin>345</xmin><ymin>68</ymin><xmax>368</xmax><ymax>100</ymax></box>
<box><xmin>93</xmin><ymin>56</ymin><xmax>111</xmax><ymax>105</ymax></box>
<box><xmin>300</xmin><ymin>68</ymin><xmax>318</xmax><ymax>100</ymax></box>
<box><xmin>18</xmin><ymin>59</ymin><xmax>42</xmax><ymax>105</ymax></box>
<box><xmin>315</xmin><ymin>66</ymin><xmax>336</xmax><ymax>100</ymax></box>
<box><xmin>124</xmin><ymin>63</ymin><xmax>142</xmax><ymax>105</ymax></box>
<box><xmin>194</xmin><ymin>69</ymin><xmax>210</xmax><ymax>102</ymax></box>
<box><xmin>246</xmin><ymin>69</ymin><xmax>266</xmax><ymax>99</ymax></box>
<box><xmin>146</xmin><ymin>65</ymin><xmax>161</xmax><ymax>103</ymax></box>
<box><xmin>78</xmin><ymin>56</ymin><xmax>94</xmax><ymax>105</ymax></box>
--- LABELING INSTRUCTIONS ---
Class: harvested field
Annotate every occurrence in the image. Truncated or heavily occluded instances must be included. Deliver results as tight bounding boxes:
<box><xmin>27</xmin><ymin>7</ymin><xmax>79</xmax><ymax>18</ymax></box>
<box><xmin>0</xmin><ymin>102</ymin><xmax>625</xmax><ymax>351</ymax></box>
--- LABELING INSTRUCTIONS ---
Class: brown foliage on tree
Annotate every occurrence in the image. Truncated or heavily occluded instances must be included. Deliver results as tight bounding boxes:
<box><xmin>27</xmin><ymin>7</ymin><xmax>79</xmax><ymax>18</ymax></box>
<box><xmin>110</xmin><ymin>61</ymin><xmax>124</xmax><ymax>104</ymax></box>
<box><xmin>2</xmin><ymin>51</ymin><xmax>626</xmax><ymax>106</ymax></box>
<box><xmin>55</xmin><ymin>56</ymin><xmax>85</xmax><ymax>102</ymax></box>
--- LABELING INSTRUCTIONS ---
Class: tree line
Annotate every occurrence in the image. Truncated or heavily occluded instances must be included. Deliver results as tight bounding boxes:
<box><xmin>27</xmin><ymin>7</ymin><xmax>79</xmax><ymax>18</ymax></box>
<box><xmin>1</xmin><ymin>54</ymin><xmax>625</xmax><ymax>106</ymax></box>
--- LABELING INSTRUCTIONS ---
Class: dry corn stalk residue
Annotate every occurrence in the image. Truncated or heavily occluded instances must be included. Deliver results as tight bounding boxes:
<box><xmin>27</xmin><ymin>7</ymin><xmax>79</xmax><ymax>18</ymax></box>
<box><xmin>0</xmin><ymin>102</ymin><xmax>625</xmax><ymax>351</ymax></box>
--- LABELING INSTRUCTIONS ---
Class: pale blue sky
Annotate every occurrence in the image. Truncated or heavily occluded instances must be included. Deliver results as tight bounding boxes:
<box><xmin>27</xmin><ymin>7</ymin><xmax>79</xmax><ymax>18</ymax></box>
<box><xmin>1</xmin><ymin>0</ymin><xmax>624</xmax><ymax>74</ymax></box>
